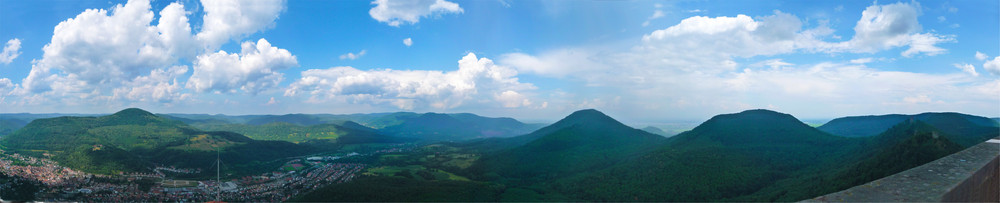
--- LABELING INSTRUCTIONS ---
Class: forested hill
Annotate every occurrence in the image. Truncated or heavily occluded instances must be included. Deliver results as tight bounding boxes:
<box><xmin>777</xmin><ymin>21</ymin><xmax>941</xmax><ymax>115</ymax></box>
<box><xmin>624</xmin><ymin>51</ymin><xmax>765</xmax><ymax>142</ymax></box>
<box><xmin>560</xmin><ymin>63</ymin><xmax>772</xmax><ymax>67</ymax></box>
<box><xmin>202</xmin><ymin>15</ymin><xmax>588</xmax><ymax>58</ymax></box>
<box><xmin>192</xmin><ymin>121</ymin><xmax>401</xmax><ymax>144</ymax></box>
<box><xmin>0</xmin><ymin>108</ymin><xmax>314</xmax><ymax>177</ymax></box>
<box><xmin>824</xmin><ymin>120</ymin><xmax>965</xmax><ymax>191</ymax></box>
<box><xmin>550</xmin><ymin>109</ymin><xmax>851</xmax><ymax>201</ymax></box>
<box><xmin>291</xmin><ymin>108</ymin><xmax>991</xmax><ymax>202</ymax></box>
<box><xmin>471</xmin><ymin>109</ymin><xmax>666</xmax><ymax>183</ymax></box>
<box><xmin>818</xmin><ymin>112</ymin><xmax>1000</xmax><ymax>145</ymax></box>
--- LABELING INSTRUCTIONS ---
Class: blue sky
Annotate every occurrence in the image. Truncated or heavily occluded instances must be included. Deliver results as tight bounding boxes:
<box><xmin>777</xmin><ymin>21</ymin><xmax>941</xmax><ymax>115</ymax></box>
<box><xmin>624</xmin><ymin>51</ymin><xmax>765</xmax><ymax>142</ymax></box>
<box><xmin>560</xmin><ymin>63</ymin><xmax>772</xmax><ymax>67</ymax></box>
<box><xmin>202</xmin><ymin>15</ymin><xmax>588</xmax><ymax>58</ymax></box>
<box><xmin>0</xmin><ymin>0</ymin><xmax>997</xmax><ymax>123</ymax></box>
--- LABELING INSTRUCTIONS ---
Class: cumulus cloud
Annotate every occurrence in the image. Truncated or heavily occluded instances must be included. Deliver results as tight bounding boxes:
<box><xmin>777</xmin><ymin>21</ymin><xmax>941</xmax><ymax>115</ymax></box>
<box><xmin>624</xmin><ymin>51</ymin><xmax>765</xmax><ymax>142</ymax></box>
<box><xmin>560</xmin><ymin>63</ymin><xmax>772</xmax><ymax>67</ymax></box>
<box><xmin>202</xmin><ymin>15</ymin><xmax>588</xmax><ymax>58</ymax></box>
<box><xmin>845</xmin><ymin>2</ymin><xmax>953</xmax><ymax>57</ymax></box>
<box><xmin>403</xmin><ymin>38</ymin><xmax>413</xmax><ymax>46</ymax></box>
<box><xmin>8</xmin><ymin>0</ymin><xmax>298</xmax><ymax>107</ymax></box>
<box><xmin>286</xmin><ymin>53</ymin><xmax>534</xmax><ymax>110</ymax></box>
<box><xmin>158</xmin><ymin>2</ymin><xmax>198</xmax><ymax>60</ymax></box>
<box><xmin>953</xmin><ymin>63</ymin><xmax>978</xmax><ymax>77</ymax></box>
<box><xmin>976</xmin><ymin>51</ymin><xmax>988</xmax><ymax>61</ymax></box>
<box><xmin>18</xmin><ymin>0</ymin><xmax>191</xmax><ymax>101</ymax></box>
<box><xmin>0</xmin><ymin>38</ymin><xmax>21</xmax><ymax>64</ymax></box>
<box><xmin>985</xmin><ymin>56</ymin><xmax>1000</xmax><ymax>76</ymax></box>
<box><xmin>112</xmin><ymin>65</ymin><xmax>190</xmax><ymax>103</ymax></box>
<box><xmin>369</xmin><ymin>0</ymin><xmax>463</xmax><ymax>27</ymax></box>
<box><xmin>23</xmin><ymin>0</ymin><xmax>168</xmax><ymax>91</ymax></box>
<box><xmin>187</xmin><ymin>38</ymin><xmax>298</xmax><ymax>94</ymax></box>
<box><xmin>0</xmin><ymin>78</ymin><xmax>12</xmax><ymax>96</ymax></box>
<box><xmin>197</xmin><ymin>0</ymin><xmax>286</xmax><ymax>50</ymax></box>
<box><xmin>496</xmin><ymin>90</ymin><xmax>531</xmax><ymax>108</ymax></box>
<box><xmin>340</xmin><ymin>50</ymin><xmax>367</xmax><ymax>60</ymax></box>
<box><xmin>640</xmin><ymin>11</ymin><xmax>810</xmax><ymax>58</ymax></box>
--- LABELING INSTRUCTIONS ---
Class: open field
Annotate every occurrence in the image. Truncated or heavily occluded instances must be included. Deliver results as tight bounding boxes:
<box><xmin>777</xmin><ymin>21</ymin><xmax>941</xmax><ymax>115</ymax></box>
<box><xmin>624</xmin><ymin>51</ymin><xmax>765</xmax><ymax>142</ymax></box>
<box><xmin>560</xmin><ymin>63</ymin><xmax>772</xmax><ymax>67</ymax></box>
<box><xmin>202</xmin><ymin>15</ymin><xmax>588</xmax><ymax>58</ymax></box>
<box><xmin>161</xmin><ymin>179</ymin><xmax>198</xmax><ymax>188</ymax></box>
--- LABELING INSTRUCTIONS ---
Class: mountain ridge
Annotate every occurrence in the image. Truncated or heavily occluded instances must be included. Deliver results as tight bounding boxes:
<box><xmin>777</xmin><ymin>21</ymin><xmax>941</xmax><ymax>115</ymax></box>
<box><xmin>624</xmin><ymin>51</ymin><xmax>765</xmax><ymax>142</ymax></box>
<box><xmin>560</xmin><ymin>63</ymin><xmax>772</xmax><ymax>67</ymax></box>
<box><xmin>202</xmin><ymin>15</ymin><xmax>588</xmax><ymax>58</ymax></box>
<box><xmin>549</xmin><ymin>109</ymin><xmax>852</xmax><ymax>201</ymax></box>
<box><xmin>0</xmin><ymin>108</ymin><xmax>315</xmax><ymax>177</ymax></box>
<box><xmin>817</xmin><ymin>112</ymin><xmax>999</xmax><ymax>147</ymax></box>
<box><xmin>470</xmin><ymin>109</ymin><xmax>666</xmax><ymax>191</ymax></box>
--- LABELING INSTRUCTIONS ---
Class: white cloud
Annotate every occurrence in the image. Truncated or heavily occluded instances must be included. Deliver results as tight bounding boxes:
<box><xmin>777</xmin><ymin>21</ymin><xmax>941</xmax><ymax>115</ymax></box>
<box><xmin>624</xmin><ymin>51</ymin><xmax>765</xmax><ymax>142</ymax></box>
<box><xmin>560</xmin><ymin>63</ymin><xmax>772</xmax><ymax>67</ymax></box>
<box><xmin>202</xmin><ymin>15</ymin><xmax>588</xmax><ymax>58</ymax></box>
<box><xmin>17</xmin><ymin>0</ymin><xmax>192</xmax><ymax>102</ymax></box>
<box><xmin>898</xmin><ymin>33</ymin><xmax>951</xmax><ymax>57</ymax></box>
<box><xmin>266</xmin><ymin>97</ymin><xmax>278</xmax><ymax>105</ymax></box>
<box><xmin>850</xmin><ymin>57</ymin><xmax>874</xmax><ymax>64</ymax></box>
<box><xmin>403</xmin><ymin>38</ymin><xmax>413</xmax><ymax>46</ymax></box>
<box><xmin>937</xmin><ymin>16</ymin><xmax>946</xmax><ymax>22</ymax></box>
<box><xmin>506</xmin><ymin>1</ymin><xmax>955</xmax><ymax>84</ymax></box>
<box><xmin>196</xmin><ymin>0</ymin><xmax>286</xmax><ymax>50</ymax></box>
<box><xmin>626</xmin><ymin>11</ymin><xmax>808</xmax><ymax>74</ymax></box>
<box><xmin>953</xmin><ymin>63</ymin><xmax>979</xmax><ymax>77</ymax></box>
<box><xmin>642</xmin><ymin>10</ymin><xmax>665</xmax><ymax>27</ymax></box>
<box><xmin>500</xmin><ymin>48</ymin><xmax>609</xmax><ymax>78</ymax></box>
<box><xmin>286</xmin><ymin>53</ymin><xmax>535</xmax><ymax>110</ymax></box>
<box><xmin>0</xmin><ymin>38</ymin><xmax>21</xmax><ymax>64</ymax></box>
<box><xmin>158</xmin><ymin>2</ymin><xmax>198</xmax><ymax>60</ymax></box>
<box><xmin>985</xmin><ymin>56</ymin><xmax>1000</xmax><ymax>76</ymax></box>
<box><xmin>496</xmin><ymin>90</ymin><xmax>531</xmax><ymax>108</ymax></box>
<box><xmin>340</xmin><ymin>50</ymin><xmax>367</xmax><ymax>60</ymax></box>
<box><xmin>0</xmin><ymin>77</ymin><xmax>12</xmax><ymax>106</ymax></box>
<box><xmin>112</xmin><ymin>65</ymin><xmax>190</xmax><ymax>103</ymax></box>
<box><xmin>756</xmin><ymin>59</ymin><xmax>793</xmax><ymax>69</ymax></box>
<box><xmin>369</xmin><ymin>0</ymin><xmax>463</xmax><ymax>27</ymax></box>
<box><xmin>187</xmin><ymin>38</ymin><xmax>298</xmax><ymax>94</ymax></box>
<box><xmin>846</xmin><ymin>2</ymin><xmax>953</xmax><ymax>57</ymax></box>
<box><xmin>0</xmin><ymin>78</ymin><xmax>13</xmax><ymax>97</ymax></box>
<box><xmin>903</xmin><ymin>94</ymin><xmax>933</xmax><ymax>104</ymax></box>
<box><xmin>718</xmin><ymin>63</ymin><xmax>991</xmax><ymax>116</ymax></box>
<box><xmin>976</xmin><ymin>51</ymin><xmax>988</xmax><ymax>61</ymax></box>
<box><xmin>687</xmin><ymin>9</ymin><xmax>706</xmax><ymax>13</ymax></box>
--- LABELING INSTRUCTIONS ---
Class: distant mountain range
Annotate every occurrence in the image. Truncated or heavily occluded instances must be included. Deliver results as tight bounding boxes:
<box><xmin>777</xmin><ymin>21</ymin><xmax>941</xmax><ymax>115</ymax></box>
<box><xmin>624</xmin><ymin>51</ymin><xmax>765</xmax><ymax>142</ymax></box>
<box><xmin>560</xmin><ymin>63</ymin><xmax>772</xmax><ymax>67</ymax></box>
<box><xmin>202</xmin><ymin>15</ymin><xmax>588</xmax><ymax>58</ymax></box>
<box><xmin>303</xmin><ymin>108</ymin><xmax>999</xmax><ymax>201</ymax></box>
<box><xmin>817</xmin><ymin>112</ymin><xmax>999</xmax><ymax>147</ymax></box>
<box><xmin>191</xmin><ymin>120</ymin><xmax>399</xmax><ymax>144</ymax></box>
<box><xmin>0</xmin><ymin>109</ymin><xmax>320</xmax><ymax>177</ymax></box>
<box><xmin>3</xmin><ymin>107</ymin><xmax>998</xmax><ymax>201</ymax></box>
<box><xmin>163</xmin><ymin>111</ymin><xmax>544</xmax><ymax>141</ymax></box>
<box><xmin>545</xmin><ymin>109</ymin><xmax>853</xmax><ymax>201</ymax></box>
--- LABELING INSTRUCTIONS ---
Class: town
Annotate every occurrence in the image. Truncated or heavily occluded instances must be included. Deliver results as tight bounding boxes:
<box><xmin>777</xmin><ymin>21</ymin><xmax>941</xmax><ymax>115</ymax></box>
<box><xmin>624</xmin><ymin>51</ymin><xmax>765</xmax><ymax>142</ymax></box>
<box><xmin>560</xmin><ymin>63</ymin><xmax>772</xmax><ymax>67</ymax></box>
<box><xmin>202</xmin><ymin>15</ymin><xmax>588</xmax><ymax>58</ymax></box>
<box><xmin>0</xmin><ymin>147</ymin><xmax>393</xmax><ymax>202</ymax></box>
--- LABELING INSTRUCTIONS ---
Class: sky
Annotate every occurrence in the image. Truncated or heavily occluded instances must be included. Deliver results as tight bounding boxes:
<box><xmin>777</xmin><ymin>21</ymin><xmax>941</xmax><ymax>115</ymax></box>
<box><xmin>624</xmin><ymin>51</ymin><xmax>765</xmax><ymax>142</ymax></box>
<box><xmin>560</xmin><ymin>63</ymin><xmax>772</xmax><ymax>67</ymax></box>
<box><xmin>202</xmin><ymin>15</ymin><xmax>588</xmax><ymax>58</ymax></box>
<box><xmin>0</xmin><ymin>0</ymin><xmax>998</xmax><ymax>123</ymax></box>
